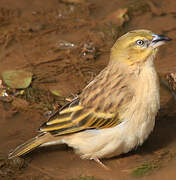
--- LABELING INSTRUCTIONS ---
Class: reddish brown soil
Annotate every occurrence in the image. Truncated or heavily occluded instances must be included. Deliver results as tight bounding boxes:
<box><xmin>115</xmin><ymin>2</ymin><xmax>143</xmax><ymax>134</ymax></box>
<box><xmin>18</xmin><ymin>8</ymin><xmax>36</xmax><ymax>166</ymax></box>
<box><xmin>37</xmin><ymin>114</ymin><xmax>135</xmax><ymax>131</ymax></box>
<box><xmin>1</xmin><ymin>0</ymin><xmax>176</xmax><ymax>180</ymax></box>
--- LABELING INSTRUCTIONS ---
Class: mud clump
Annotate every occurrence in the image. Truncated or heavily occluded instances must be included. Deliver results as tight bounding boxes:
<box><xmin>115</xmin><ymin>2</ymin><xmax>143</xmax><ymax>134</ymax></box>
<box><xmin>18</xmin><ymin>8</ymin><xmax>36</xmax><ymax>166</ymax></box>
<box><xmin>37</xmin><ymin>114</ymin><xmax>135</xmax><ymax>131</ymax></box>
<box><xmin>0</xmin><ymin>156</ymin><xmax>25</xmax><ymax>178</ymax></box>
<box><xmin>165</xmin><ymin>72</ymin><xmax>176</xmax><ymax>92</ymax></box>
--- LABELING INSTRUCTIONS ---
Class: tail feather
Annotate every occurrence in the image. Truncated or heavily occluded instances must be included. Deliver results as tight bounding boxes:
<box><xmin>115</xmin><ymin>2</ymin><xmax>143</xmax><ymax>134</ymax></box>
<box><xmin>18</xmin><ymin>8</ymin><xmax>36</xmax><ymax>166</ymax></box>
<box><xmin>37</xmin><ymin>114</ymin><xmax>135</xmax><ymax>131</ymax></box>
<box><xmin>8</xmin><ymin>133</ymin><xmax>51</xmax><ymax>159</ymax></box>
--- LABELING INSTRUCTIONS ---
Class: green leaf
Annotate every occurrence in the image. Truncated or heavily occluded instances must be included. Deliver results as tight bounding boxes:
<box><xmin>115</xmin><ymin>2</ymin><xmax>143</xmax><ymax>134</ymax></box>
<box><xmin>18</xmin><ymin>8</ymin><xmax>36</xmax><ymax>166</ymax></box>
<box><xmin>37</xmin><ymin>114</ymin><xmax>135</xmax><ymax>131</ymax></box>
<box><xmin>2</xmin><ymin>70</ymin><xmax>32</xmax><ymax>89</ymax></box>
<box><xmin>50</xmin><ymin>89</ymin><xmax>63</xmax><ymax>96</ymax></box>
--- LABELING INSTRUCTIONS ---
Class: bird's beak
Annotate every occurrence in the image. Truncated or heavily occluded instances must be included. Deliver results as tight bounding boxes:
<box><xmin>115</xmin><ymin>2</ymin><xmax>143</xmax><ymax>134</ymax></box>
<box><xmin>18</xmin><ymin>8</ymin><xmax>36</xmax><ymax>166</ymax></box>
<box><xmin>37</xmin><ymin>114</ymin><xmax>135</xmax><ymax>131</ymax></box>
<box><xmin>150</xmin><ymin>34</ymin><xmax>172</xmax><ymax>48</ymax></box>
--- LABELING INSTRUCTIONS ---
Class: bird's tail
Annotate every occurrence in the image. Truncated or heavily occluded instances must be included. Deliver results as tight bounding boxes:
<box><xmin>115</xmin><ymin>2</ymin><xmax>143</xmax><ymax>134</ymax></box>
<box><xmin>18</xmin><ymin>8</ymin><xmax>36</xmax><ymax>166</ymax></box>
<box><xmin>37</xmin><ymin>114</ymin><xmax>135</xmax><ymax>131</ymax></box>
<box><xmin>8</xmin><ymin>133</ymin><xmax>53</xmax><ymax>159</ymax></box>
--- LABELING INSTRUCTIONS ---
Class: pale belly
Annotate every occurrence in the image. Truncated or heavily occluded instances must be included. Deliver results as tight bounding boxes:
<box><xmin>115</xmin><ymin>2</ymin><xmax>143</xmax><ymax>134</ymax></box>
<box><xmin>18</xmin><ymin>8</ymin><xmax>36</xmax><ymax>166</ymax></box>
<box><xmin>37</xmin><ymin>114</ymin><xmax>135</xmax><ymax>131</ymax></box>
<box><xmin>63</xmin><ymin>111</ymin><xmax>156</xmax><ymax>159</ymax></box>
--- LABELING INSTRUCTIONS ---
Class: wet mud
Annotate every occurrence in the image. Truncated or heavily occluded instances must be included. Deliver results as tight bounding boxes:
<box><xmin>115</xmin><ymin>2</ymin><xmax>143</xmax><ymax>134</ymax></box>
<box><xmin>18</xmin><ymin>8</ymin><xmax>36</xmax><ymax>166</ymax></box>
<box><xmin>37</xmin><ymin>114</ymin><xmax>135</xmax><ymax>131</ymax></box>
<box><xmin>1</xmin><ymin>0</ymin><xmax>176</xmax><ymax>179</ymax></box>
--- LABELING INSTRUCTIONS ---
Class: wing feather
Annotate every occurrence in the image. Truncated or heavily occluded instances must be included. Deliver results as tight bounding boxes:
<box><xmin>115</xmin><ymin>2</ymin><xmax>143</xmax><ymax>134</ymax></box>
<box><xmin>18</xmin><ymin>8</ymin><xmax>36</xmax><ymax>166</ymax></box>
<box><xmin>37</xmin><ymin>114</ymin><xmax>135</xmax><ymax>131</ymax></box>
<box><xmin>40</xmin><ymin>103</ymin><xmax>120</xmax><ymax>136</ymax></box>
<box><xmin>39</xmin><ymin>66</ymin><xmax>133</xmax><ymax>136</ymax></box>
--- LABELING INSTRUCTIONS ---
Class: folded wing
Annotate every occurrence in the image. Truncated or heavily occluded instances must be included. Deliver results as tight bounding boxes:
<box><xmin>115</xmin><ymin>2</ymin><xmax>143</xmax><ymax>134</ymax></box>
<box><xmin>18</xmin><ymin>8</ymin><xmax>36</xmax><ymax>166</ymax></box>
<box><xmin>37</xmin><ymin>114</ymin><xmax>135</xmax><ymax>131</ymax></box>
<box><xmin>39</xmin><ymin>97</ymin><xmax>120</xmax><ymax>136</ymax></box>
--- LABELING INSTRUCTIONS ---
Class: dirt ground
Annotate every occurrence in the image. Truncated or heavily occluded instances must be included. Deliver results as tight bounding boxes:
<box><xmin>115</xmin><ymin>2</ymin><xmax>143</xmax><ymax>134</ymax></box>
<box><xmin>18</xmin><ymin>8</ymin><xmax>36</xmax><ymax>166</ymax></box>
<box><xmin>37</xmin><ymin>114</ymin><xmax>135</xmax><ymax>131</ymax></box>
<box><xmin>1</xmin><ymin>0</ymin><xmax>176</xmax><ymax>180</ymax></box>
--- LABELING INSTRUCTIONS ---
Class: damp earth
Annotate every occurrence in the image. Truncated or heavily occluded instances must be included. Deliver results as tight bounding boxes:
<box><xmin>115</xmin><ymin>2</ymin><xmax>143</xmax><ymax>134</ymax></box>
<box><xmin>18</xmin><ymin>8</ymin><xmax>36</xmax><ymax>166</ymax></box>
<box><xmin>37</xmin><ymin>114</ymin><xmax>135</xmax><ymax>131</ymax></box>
<box><xmin>1</xmin><ymin>0</ymin><xmax>176</xmax><ymax>180</ymax></box>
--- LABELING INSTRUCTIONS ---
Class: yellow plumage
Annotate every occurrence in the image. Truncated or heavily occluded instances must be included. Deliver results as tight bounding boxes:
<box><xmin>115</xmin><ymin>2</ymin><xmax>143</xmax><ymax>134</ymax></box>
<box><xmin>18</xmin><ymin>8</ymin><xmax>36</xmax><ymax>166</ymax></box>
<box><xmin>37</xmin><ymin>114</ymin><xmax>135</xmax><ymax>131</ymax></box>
<box><xmin>8</xmin><ymin>30</ymin><xmax>171</xmax><ymax>168</ymax></box>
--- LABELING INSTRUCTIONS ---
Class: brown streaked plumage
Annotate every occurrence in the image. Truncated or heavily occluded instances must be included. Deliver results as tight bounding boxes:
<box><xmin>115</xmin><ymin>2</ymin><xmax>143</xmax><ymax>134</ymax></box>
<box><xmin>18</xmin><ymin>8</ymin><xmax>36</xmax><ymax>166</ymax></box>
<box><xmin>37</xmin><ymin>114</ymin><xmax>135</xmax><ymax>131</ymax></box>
<box><xmin>8</xmin><ymin>30</ymin><xmax>171</xmax><ymax>169</ymax></box>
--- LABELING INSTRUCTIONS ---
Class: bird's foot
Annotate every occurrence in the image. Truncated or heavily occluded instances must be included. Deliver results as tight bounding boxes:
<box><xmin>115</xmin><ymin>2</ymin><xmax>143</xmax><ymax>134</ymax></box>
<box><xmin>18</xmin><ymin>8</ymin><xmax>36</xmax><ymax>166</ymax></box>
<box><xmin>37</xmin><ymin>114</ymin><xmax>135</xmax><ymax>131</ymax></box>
<box><xmin>92</xmin><ymin>158</ymin><xmax>110</xmax><ymax>170</ymax></box>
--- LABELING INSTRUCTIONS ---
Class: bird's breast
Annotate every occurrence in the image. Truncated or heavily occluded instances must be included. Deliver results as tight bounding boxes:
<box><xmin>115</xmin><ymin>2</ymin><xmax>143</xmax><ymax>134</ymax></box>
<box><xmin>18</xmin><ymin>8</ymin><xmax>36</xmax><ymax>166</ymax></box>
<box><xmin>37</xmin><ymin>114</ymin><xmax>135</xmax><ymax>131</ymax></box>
<box><xmin>120</xmin><ymin>58</ymin><xmax>160</xmax><ymax>146</ymax></box>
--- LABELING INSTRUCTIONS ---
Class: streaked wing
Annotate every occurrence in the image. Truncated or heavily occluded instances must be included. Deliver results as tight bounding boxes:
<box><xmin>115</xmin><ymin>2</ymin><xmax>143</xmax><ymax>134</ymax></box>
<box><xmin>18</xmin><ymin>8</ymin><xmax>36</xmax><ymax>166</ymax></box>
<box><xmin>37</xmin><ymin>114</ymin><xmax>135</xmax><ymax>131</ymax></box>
<box><xmin>39</xmin><ymin>99</ymin><xmax>120</xmax><ymax>136</ymax></box>
<box><xmin>40</xmin><ymin>65</ymin><xmax>133</xmax><ymax>136</ymax></box>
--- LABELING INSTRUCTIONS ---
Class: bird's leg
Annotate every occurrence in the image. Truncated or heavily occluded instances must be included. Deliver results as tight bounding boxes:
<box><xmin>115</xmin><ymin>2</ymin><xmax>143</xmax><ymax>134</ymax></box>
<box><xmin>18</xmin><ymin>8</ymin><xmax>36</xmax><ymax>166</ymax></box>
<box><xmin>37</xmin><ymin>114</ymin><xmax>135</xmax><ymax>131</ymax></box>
<box><xmin>92</xmin><ymin>158</ymin><xmax>110</xmax><ymax>170</ymax></box>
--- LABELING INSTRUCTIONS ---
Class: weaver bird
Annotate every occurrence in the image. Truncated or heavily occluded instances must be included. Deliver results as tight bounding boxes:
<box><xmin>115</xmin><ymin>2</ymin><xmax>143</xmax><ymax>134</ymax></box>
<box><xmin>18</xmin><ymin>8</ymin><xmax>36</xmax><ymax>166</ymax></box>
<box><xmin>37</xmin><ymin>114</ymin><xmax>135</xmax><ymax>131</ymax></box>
<box><xmin>8</xmin><ymin>30</ymin><xmax>171</xmax><ymax>168</ymax></box>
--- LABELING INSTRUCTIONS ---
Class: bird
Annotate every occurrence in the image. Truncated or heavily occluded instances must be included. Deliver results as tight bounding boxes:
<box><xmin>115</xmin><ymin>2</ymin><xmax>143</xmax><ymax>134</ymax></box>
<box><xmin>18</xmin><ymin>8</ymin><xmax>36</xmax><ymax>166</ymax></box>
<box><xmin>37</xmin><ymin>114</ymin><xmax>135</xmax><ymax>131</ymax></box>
<box><xmin>8</xmin><ymin>29</ymin><xmax>171</xmax><ymax>168</ymax></box>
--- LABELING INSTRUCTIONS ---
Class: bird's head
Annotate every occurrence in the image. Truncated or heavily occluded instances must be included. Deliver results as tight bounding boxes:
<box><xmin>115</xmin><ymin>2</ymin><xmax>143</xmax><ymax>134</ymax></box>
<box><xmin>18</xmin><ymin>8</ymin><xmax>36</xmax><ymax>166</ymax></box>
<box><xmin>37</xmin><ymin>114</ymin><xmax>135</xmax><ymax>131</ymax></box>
<box><xmin>110</xmin><ymin>29</ymin><xmax>171</xmax><ymax>65</ymax></box>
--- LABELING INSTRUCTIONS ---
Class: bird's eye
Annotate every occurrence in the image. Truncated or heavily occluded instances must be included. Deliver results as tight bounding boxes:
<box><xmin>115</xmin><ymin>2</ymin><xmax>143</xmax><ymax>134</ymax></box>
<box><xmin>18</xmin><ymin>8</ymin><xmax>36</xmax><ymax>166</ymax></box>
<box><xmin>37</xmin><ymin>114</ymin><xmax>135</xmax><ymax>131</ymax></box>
<box><xmin>136</xmin><ymin>40</ymin><xmax>144</xmax><ymax>46</ymax></box>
